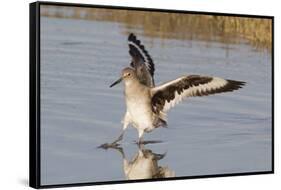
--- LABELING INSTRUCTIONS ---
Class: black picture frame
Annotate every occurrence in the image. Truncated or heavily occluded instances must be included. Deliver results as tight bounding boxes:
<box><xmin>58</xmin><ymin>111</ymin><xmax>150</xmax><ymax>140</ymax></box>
<box><xmin>30</xmin><ymin>1</ymin><xmax>274</xmax><ymax>189</ymax></box>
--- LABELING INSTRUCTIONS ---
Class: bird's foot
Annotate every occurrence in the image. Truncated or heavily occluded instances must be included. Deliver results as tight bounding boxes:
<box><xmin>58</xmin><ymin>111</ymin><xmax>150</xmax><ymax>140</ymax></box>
<box><xmin>133</xmin><ymin>140</ymin><xmax>163</xmax><ymax>145</ymax></box>
<box><xmin>98</xmin><ymin>133</ymin><xmax>124</xmax><ymax>149</ymax></box>
<box><xmin>98</xmin><ymin>141</ymin><xmax>121</xmax><ymax>149</ymax></box>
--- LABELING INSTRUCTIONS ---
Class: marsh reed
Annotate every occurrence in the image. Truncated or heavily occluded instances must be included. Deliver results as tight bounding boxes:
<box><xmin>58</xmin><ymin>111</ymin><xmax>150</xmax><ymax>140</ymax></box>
<box><xmin>41</xmin><ymin>5</ymin><xmax>272</xmax><ymax>51</ymax></box>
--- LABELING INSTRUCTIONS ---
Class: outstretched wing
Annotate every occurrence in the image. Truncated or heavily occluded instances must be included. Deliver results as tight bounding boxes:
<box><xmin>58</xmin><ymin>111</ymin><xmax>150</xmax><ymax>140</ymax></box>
<box><xmin>128</xmin><ymin>33</ymin><xmax>155</xmax><ymax>87</ymax></box>
<box><xmin>151</xmin><ymin>75</ymin><xmax>245</xmax><ymax>113</ymax></box>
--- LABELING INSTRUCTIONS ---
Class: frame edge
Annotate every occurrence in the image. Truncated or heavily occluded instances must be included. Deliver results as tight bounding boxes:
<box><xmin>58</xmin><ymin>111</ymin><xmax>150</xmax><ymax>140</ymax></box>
<box><xmin>29</xmin><ymin>1</ymin><xmax>274</xmax><ymax>189</ymax></box>
<box><xmin>29</xmin><ymin>1</ymin><xmax>41</xmax><ymax>189</ymax></box>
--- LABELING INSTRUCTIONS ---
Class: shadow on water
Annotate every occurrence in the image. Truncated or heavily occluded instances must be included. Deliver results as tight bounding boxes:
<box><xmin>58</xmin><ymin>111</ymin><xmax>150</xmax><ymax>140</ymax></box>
<box><xmin>98</xmin><ymin>140</ymin><xmax>164</xmax><ymax>149</ymax></box>
<box><xmin>100</xmin><ymin>144</ymin><xmax>175</xmax><ymax>180</ymax></box>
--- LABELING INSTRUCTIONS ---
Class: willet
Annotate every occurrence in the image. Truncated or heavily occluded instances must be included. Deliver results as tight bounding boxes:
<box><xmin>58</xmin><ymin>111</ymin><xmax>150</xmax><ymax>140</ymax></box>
<box><xmin>106</xmin><ymin>33</ymin><xmax>245</xmax><ymax>146</ymax></box>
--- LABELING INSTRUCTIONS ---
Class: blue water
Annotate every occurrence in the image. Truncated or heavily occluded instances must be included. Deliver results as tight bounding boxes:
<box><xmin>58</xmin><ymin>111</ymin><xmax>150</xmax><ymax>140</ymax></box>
<box><xmin>40</xmin><ymin>16</ymin><xmax>272</xmax><ymax>185</ymax></box>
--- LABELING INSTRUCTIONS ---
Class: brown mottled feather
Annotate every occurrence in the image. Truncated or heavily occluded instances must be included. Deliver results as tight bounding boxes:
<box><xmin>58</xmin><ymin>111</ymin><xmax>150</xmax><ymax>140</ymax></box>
<box><xmin>151</xmin><ymin>75</ymin><xmax>245</xmax><ymax>114</ymax></box>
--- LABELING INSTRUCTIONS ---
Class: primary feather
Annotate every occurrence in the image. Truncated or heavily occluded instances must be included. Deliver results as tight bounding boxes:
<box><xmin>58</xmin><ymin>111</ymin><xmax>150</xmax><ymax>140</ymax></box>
<box><xmin>151</xmin><ymin>75</ymin><xmax>245</xmax><ymax>114</ymax></box>
<box><xmin>128</xmin><ymin>33</ymin><xmax>155</xmax><ymax>87</ymax></box>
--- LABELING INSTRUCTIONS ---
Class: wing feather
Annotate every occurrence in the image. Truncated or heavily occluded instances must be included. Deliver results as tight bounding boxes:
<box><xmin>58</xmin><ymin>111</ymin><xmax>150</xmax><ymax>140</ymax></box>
<box><xmin>151</xmin><ymin>75</ymin><xmax>245</xmax><ymax>113</ymax></box>
<box><xmin>128</xmin><ymin>33</ymin><xmax>155</xmax><ymax>87</ymax></box>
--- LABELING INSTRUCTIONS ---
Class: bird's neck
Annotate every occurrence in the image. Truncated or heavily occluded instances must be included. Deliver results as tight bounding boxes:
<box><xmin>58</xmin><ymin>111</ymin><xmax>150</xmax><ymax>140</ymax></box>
<box><xmin>124</xmin><ymin>78</ymin><xmax>140</xmax><ymax>89</ymax></box>
<box><xmin>124</xmin><ymin>79</ymin><xmax>147</xmax><ymax>97</ymax></box>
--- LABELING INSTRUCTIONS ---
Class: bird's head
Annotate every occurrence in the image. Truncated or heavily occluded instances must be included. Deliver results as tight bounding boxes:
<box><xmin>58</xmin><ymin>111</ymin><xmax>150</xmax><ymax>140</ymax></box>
<box><xmin>110</xmin><ymin>67</ymin><xmax>136</xmax><ymax>87</ymax></box>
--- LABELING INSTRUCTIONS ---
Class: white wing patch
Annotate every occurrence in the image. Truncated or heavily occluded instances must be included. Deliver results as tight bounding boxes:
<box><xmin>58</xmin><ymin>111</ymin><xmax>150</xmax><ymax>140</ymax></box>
<box><xmin>128</xmin><ymin>41</ymin><xmax>151</xmax><ymax>71</ymax></box>
<box><xmin>128</xmin><ymin>34</ymin><xmax>155</xmax><ymax>87</ymax></box>
<box><xmin>162</xmin><ymin>77</ymin><xmax>227</xmax><ymax>112</ymax></box>
<box><xmin>151</xmin><ymin>75</ymin><xmax>244</xmax><ymax>114</ymax></box>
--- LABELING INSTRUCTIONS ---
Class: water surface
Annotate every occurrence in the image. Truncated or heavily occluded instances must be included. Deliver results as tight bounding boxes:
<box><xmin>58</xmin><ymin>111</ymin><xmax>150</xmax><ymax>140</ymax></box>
<box><xmin>40</xmin><ymin>16</ymin><xmax>272</xmax><ymax>185</ymax></box>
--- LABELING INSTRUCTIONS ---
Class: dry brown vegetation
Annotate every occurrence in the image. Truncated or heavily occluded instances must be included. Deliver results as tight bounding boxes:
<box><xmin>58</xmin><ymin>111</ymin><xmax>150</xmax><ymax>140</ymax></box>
<box><xmin>41</xmin><ymin>5</ymin><xmax>272</xmax><ymax>51</ymax></box>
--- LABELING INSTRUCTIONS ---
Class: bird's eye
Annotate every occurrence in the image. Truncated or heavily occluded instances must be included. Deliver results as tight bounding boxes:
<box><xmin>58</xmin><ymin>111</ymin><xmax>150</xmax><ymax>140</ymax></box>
<box><xmin>127</xmin><ymin>73</ymin><xmax>131</xmax><ymax>76</ymax></box>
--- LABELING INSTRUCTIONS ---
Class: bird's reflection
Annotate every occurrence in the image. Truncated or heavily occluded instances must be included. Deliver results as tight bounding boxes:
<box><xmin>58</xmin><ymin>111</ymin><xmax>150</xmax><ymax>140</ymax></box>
<box><xmin>105</xmin><ymin>145</ymin><xmax>175</xmax><ymax>180</ymax></box>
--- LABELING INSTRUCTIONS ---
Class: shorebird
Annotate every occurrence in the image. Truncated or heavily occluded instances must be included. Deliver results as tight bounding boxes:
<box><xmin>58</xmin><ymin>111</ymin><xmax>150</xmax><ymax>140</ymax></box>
<box><xmin>106</xmin><ymin>33</ymin><xmax>245</xmax><ymax>145</ymax></box>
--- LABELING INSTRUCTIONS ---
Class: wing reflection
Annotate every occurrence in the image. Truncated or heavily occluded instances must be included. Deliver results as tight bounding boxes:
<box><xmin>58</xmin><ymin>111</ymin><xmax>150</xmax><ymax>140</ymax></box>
<box><xmin>110</xmin><ymin>145</ymin><xmax>175</xmax><ymax>180</ymax></box>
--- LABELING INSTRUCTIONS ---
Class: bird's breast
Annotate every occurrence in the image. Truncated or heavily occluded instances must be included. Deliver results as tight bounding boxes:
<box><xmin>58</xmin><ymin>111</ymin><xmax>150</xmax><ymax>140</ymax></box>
<box><xmin>125</xmin><ymin>91</ymin><xmax>154</xmax><ymax>128</ymax></box>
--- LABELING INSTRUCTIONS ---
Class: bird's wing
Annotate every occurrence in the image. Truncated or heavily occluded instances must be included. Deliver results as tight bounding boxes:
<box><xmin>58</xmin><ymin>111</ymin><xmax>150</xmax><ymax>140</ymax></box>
<box><xmin>151</xmin><ymin>75</ymin><xmax>245</xmax><ymax>113</ymax></box>
<box><xmin>128</xmin><ymin>33</ymin><xmax>155</xmax><ymax>87</ymax></box>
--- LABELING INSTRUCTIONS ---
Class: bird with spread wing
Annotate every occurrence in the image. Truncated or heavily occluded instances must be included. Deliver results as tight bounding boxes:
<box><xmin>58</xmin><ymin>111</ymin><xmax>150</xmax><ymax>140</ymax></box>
<box><xmin>100</xmin><ymin>33</ymin><xmax>245</xmax><ymax>147</ymax></box>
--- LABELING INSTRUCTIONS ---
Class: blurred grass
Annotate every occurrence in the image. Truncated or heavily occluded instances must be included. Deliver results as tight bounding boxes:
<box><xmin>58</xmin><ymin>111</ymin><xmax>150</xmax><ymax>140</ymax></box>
<box><xmin>41</xmin><ymin>5</ymin><xmax>272</xmax><ymax>51</ymax></box>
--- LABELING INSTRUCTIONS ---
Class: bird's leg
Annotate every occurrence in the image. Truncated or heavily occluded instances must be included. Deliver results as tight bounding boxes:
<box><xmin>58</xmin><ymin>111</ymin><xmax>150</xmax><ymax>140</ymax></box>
<box><xmin>109</xmin><ymin>145</ymin><xmax>125</xmax><ymax>158</ymax></box>
<box><xmin>136</xmin><ymin>139</ymin><xmax>143</xmax><ymax>146</ymax></box>
<box><xmin>98</xmin><ymin>112</ymin><xmax>131</xmax><ymax>149</ymax></box>
<box><xmin>98</xmin><ymin>131</ymin><xmax>124</xmax><ymax>149</ymax></box>
<box><xmin>111</xmin><ymin>131</ymin><xmax>124</xmax><ymax>145</ymax></box>
<box><xmin>112</xmin><ymin>111</ymin><xmax>132</xmax><ymax>145</ymax></box>
<box><xmin>136</xmin><ymin>129</ymin><xmax>144</xmax><ymax>145</ymax></box>
<box><xmin>111</xmin><ymin>116</ymin><xmax>130</xmax><ymax>145</ymax></box>
<box><xmin>117</xmin><ymin>147</ymin><xmax>125</xmax><ymax>158</ymax></box>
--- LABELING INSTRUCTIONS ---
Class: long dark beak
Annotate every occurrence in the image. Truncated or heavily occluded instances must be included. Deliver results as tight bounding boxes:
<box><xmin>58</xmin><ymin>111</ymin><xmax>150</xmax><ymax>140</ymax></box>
<box><xmin>110</xmin><ymin>77</ymin><xmax>123</xmax><ymax>88</ymax></box>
